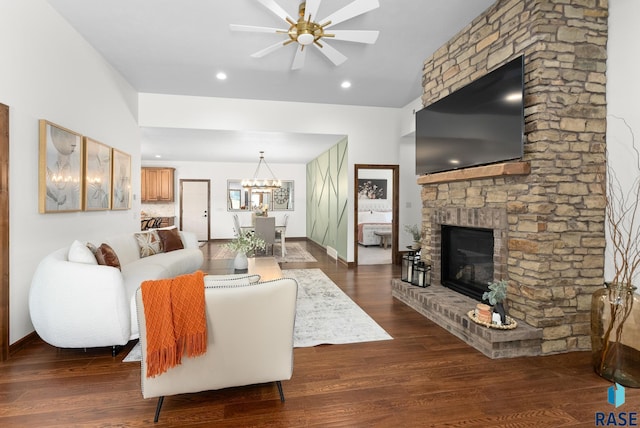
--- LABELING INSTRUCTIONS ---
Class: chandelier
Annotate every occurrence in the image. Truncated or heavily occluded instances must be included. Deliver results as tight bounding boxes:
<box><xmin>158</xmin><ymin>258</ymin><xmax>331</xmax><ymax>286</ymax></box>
<box><xmin>242</xmin><ymin>151</ymin><xmax>282</xmax><ymax>191</ymax></box>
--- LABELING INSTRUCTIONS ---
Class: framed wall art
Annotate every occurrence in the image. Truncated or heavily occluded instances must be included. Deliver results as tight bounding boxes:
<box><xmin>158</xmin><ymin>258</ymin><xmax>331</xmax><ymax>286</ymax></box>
<box><xmin>83</xmin><ymin>137</ymin><xmax>112</xmax><ymax>210</ymax></box>
<box><xmin>357</xmin><ymin>179</ymin><xmax>387</xmax><ymax>200</ymax></box>
<box><xmin>111</xmin><ymin>149</ymin><xmax>132</xmax><ymax>210</ymax></box>
<box><xmin>39</xmin><ymin>120</ymin><xmax>84</xmax><ymax>213</ymax></box>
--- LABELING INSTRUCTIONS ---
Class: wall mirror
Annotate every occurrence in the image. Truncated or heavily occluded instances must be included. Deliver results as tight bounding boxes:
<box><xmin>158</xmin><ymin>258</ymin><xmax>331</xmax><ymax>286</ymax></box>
<box><xmin>227</xmin><ymin>180</ymin><xmax>294</xmax><ymax>211</ymax></box>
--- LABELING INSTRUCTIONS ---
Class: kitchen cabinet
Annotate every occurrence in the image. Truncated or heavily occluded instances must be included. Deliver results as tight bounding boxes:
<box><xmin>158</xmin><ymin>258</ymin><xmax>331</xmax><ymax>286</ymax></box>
<box><xmin>141</xmin><ymin>167</ymin><xmax>174</xmax><ymax>202</ymax></box>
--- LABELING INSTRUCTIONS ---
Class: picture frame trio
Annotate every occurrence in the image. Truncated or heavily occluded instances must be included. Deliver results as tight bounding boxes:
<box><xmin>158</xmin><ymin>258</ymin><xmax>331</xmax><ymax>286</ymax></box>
<box><xmin>38</xmin><ymin>120</ymin><xmax>132</xmax><ymax>213</ymax></box>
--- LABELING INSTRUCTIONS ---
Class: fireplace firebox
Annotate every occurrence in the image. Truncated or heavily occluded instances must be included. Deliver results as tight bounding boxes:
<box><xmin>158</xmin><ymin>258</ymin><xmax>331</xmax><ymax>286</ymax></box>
<box><xmin>441</xmin><ymin>225</ymin><xmax>494</xmax><ymax>301</ymax></box>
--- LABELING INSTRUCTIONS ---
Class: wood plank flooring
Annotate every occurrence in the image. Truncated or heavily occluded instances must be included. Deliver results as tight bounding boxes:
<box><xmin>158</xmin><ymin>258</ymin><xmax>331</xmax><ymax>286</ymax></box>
<box><xmin>1</xmin><ymin>240</ymin><xmax>638</xmax><ymax>427</ymax></box>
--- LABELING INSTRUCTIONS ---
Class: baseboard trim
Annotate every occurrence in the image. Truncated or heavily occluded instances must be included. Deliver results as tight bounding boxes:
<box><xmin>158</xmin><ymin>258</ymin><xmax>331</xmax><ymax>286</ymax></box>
<box><xmin>10</xmin><ymin>331</ymin><xmax>38</xmax><ymax>357</ymax></box>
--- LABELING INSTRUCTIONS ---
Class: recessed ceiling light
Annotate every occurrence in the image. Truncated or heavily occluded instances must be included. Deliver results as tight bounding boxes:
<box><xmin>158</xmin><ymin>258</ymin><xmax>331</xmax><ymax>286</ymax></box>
<box><xmin>216</xmin><ymin>72</ymin><xmax>227</xmax><ymax>80</ymax></box>
<box><xmin>341</xmin><ymin>80</ymin><xmax>351</xmax><ymax>89</ymax></box>
<box><xmin>155</xmin><ymin>154</ymin><xmax>162</xmax><ymax>158</ymax></box>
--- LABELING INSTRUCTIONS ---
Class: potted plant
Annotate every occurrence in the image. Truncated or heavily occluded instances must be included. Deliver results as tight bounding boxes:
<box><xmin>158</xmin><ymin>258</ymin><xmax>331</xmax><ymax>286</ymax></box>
<box><xmin>482</xmin><ymin>279</ymin><xmax>508</xmax><ymax>325</ymax></box>
<box><xmin>404</xmin><ymin>224</ymin><xmax>422</xmax><ymax>250</ymax></box>
<box><xmin>224</xmin><ymin>231</ymin><xmax>266</xmax><ymax>270</ymax></box>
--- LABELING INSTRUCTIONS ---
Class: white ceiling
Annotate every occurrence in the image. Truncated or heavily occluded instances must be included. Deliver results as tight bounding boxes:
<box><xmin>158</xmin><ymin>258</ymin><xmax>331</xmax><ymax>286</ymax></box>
<box><xmin>47</xmin><ymin>0</ymin><xmax>495</xmax><ymax>163</ymax></box>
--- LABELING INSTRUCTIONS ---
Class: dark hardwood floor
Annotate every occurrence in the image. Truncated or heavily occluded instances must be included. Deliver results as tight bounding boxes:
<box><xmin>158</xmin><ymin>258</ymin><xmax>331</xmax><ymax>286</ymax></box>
<box><xmin>1</xmin><ymin>241</ymin><xmax>637</xmax><ymax>427</ymax></box>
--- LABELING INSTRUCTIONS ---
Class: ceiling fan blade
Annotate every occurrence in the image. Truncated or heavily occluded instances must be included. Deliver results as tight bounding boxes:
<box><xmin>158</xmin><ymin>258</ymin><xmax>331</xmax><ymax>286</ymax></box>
<box><xmin>304</xmin><ymin>0</ymin><xmax>321</xmax><ymax>21</ymax></box>
<box><xmin>291</xmin><ymin>47</ymin><xmax>307</xmax><ymax>70</ymax></box>
<box><xmin>255</xmin><ymin>0</ymin><xmax>294</xmax><ymax>22</ymax></box>
<box><xmin>313</xmin><ymin>41</ymin><xmax>347</xmax><ymax>66</ymax></box>
<box><xmin>229</xmin><ymin>24</ymin><xmax>284</xmax><ymax>34</ymax></box>
<box><xmin>250</xmin><ymin>41</ymin><xmax>287</xmax><ymax>58</ymax></box>
<box><xmin>330</xmin><ymin>30</ymin><xmax>379</xmax><ymax>44</ymax></box>
<box><xmin>323</xmin><ymin>0</ymin><xmax>379</xmax><ymax>29</ymax></box>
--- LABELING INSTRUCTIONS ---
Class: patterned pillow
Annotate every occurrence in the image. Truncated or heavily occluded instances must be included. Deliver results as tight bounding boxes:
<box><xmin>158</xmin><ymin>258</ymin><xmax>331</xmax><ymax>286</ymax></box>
<box><xmin>134</xmin><ymin>231</ymin><xmax>163</xmax><ymax>257</ymax></box>
<box><xmin>95</xmin><ymin>243</ymin><xmax>121</xmax><ymax>270</ymax></box>
<box><xmin>157</xmin><ymin>228</ymin><xmax>184</xmax><ymax>252</ymax></box>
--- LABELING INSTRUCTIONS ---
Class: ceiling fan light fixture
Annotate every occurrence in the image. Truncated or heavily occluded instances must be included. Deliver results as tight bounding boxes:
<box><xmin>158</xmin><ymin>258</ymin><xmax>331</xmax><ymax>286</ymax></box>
<box><xmin>231</xmin><ymin>0</ymin><xmax>380</xmax><ymax>69</ymax></box>
<box><xmin>297</xmin><ymin>32</ymin><xmax>314</xmax><ymax>45</ymax></box>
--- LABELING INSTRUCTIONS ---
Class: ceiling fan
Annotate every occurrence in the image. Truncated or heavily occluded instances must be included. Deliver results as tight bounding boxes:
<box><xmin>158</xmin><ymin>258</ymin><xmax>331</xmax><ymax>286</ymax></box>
<box><xmin>230</xmin><ymin>0</ymin><xmax>380</xmax><ymax>70</ymax></box>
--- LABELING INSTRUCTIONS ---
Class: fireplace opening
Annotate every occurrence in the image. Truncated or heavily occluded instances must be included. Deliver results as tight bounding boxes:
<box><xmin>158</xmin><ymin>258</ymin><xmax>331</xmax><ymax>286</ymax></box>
<box><xmin>441</xmin><ymin>225</ymin><xmax>494</xmax><ymax>301</ymax></box>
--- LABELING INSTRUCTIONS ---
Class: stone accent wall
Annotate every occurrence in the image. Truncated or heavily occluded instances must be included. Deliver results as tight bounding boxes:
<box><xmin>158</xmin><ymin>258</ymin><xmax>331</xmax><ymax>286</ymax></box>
<box><xmin>418</xmin><ymin>0</ymin><xmax>608</xmax><ymax>354</ymax></box>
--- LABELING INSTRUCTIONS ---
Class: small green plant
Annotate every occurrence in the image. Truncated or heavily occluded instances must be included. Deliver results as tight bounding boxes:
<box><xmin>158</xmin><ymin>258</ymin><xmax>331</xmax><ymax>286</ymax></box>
<box><xmin>224</xmin><ymin>231</ymin><xmax>266</xmax><ymax>255</ymax></box>
<box><xmin>482</xmin><ymin>280</ymin><xmax>508</xmax><ymax>305</ymax></box>
<box><xmin>404</xmin><ymin>224</ymin><xmax>422</xmax><ymax>241</ymax></box>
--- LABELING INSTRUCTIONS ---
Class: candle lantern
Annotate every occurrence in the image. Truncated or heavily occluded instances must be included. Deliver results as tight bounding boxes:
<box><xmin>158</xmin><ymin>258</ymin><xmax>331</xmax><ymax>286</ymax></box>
<box><xmin>401</xmin><ymin>252</ymin><xmax>415</xmax><ymax>283</ymax></box>
<box><xmin>411</xmin><ymin>261</ymin><xmax>431</xmax><ymax>288</ymax></box>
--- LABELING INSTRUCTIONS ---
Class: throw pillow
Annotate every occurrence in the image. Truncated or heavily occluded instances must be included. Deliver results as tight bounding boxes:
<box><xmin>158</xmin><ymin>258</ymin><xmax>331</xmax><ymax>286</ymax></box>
<box><xmin>157</xmin><ymin>228</ymin><xmax>184</xmax><ymax>252</ymax></box>
<box><xmin>95</xmin><ymin>243</ymin><xmax>121</xmax><ymax>270</ymax></box>
<box><xmin>86</xmin><ymin>242</ymin><xmax>98</xmax><ymax>255</ymax></box>
<box><xmin>68</xmin><ymin>240</ymin><xmax>97</xmax><ymax>265</ymax></box>
<box><xmin>134</xmin><ymin>231</ymin><xmax>163</xmax><ymax>257</ymax></box>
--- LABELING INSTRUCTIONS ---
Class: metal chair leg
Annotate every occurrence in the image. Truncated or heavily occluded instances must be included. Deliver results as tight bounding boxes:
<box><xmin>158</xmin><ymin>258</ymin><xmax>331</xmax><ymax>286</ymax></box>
<box><xmin>276</xmin><ymin>381</ymin><xmax>285</xmax><ymax>402</ymax></box>
<box><xmin>154</xmin><ymin>396</ymin><xmax>165</xmax><ymax>423</ymax></box>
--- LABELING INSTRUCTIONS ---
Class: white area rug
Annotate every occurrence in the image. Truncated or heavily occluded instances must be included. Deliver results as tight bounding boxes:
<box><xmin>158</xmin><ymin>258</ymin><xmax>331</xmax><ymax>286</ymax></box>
<box><xmin>209</xmin><ymin>242</ymin><xmax>317</xmax><ymax>263</ymax></box>
<box><xmin>124</xmin><ymin>268</ymin><xmax>391</xmax><ymax>362</ymax></box>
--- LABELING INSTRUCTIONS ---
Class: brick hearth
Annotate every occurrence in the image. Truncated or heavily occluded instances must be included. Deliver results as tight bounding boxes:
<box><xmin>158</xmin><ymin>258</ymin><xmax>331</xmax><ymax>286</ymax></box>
<box><xmin>392</xmin><ymin>279</ymin><xmax>542</xmax><ymax>358</ymax></box>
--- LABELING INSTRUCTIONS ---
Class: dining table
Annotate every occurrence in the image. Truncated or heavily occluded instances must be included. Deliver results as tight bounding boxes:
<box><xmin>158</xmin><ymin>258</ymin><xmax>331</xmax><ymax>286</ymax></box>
<box><xmin>240</xmin><ymin>224</ymin><xmax>287</xmax><ymax>257</ymax></box>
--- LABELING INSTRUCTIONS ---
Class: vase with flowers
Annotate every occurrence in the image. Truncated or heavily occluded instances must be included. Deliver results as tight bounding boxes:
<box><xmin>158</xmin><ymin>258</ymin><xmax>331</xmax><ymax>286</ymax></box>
<box><xmin>224</xmin><ymin>231</ymin><xmax>266</xmax><ymax>270</ymax></box>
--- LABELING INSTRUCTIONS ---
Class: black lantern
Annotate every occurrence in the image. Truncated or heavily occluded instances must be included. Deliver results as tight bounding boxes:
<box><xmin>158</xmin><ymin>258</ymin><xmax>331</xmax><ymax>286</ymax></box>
<box><xmin>400</xmin><ymin>251</ymin><xmax>420</xmax><ymax>282</ymax></box>
<box><xmin>411</xmin><ymin>261</ymin><xmax>431</xmax><ymax>288</ymax></box>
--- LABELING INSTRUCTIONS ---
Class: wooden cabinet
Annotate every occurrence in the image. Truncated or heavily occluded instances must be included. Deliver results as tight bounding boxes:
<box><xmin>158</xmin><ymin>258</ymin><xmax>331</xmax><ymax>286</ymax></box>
<box><xmin>141</xmin><ymin>167</ymin><xmax>174</xmax><ymax>202</ymax></box>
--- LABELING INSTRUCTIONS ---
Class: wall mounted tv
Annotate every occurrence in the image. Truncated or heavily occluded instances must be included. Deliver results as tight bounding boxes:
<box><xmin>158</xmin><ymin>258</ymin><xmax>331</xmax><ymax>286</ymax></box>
<box><xmin>416</xmin><ymin>55</ymin><xmax>525</xmax><ymax>175</ymax></box>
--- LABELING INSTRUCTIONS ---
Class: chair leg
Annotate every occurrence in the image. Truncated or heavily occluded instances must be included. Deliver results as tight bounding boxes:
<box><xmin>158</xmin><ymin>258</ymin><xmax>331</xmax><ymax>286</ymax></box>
<box><xmin>276</xmin><ymin>381</ymin><xmax>285</xmax><ymax>402</ymax></box>
<box><xmin>154</xmin><ymin>396</ymin><xmax>165</xmax><ymax>423</ymax></box>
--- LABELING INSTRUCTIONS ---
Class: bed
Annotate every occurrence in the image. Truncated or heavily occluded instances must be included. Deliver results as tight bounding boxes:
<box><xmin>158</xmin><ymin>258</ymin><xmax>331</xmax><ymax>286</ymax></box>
<box><xmin>357</xmin><ymin>210</ymin><xmax>392</xmax><ymax>246</ymax></box>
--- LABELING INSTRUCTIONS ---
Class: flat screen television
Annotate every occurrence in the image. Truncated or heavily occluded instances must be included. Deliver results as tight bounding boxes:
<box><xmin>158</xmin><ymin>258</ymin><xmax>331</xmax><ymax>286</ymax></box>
<box><xmin>415</xmin><ymin>55</ymin><xmax>524</xmax><ymax>175</ymax></box>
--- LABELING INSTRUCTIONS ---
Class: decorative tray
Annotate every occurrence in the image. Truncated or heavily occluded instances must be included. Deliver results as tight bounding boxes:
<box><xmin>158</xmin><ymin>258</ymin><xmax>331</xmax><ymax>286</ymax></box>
<box><xmin>467</xmin><ymin>310</ymin><xmax>518</xmax><ymax>330</ymax></box>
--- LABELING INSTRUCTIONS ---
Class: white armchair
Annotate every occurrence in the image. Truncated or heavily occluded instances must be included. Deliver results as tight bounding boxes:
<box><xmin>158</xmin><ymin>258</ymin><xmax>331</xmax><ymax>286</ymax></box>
<box><xmin>135</xmin><ymin>276</ymin><xmax>298</xmax><ymax>422</ymax></box>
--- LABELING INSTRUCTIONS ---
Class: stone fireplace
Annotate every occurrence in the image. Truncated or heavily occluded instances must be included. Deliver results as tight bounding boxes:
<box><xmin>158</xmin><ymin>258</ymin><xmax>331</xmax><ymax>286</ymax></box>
<box><xmin>392</xmin><ymin>0</ymin><xmax>608</xmax><ymax>356</ymax></box>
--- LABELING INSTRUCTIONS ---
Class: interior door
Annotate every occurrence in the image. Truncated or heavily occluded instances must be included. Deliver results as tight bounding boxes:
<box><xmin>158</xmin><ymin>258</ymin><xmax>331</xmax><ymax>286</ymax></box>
<box><xmin>354</xmin><ymin>164</ymin><xmax>400</xmax><ymax>266</ymax></box>
<box><xmin>180</xmin><ymin>179</ymin><xmax>210</xmax><ymax>241</ymax></box>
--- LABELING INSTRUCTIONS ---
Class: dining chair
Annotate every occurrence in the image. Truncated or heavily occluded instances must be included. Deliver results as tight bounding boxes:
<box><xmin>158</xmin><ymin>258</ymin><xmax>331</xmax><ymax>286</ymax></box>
<box><xmin>275</xmin><ymin>214</ymin><xmax>289</xmax><ymax>240</ymax></box>
<box><xmin>232</xmin><ymin>214</ymin><xmax>241</xmax><ymax>237</ymax></box>
<box><xmin>254</xmin><ymin>217</ymin><xmax>276</xmax><ymax>256</ymax></box>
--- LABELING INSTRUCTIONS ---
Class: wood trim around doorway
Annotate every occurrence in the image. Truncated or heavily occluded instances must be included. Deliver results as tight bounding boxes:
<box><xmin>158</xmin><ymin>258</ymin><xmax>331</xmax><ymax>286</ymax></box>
<box><xmin>0</xmin><ymin>103</ymin><xmax>9</xmax><ymax>361</ymax></box>
<box><xmin>354</xmin><ymin>164</ymin><xmax>400</xmax><ymax>266</ymax></box>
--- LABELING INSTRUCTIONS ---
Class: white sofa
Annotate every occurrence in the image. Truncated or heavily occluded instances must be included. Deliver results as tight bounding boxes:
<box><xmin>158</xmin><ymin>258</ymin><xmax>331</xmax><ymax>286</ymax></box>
<box><xmin>29</xmin><ymin>230</ymin><xmax>203</xmax><ymax>352</ymax></box>
<box><xmin>136</xmin><ymin>275</ymin><xmax>298</xmax><ymax>423</ymax></box>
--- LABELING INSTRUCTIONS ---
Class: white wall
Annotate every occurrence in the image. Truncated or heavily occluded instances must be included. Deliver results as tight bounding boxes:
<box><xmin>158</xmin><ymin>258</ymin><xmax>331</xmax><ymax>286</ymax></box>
<box><xmin>0</xmin><ymin>1</ymin><xmax>140</xmax><ymax>343</ymax></box>
<box><xmin>605</xmin><ymin>0</ymin><xmax>640</xmax><ymax>287</ymax></box>
<box><xmin>142</xmin><ymin>160</ymin><xmax>307</xmax><ymax>239</ymax></box>
<box><xmin>138</xmin><ymin>93</ymin><xmax>403</xmax><ymax>260</ymax></box>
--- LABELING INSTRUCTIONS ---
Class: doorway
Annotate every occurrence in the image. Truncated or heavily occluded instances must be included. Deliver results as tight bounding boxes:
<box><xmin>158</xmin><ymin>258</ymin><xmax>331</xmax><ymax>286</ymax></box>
<box><xmin>354</xmin><ymin>164</ymin><xmax>399</xmax><ymax>266</ymax></box>
<box><xmin>180</xmin><ymin>179</ymin><xmax>210</xmax><ymax>241</ymax></box>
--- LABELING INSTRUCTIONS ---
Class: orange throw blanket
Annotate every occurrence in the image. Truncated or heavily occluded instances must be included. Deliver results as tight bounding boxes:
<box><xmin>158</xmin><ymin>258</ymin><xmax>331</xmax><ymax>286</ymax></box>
<box><xmin>141</xmin><ymin>270</ymin><xmax>207</xmax><ymax>378</ymax></box>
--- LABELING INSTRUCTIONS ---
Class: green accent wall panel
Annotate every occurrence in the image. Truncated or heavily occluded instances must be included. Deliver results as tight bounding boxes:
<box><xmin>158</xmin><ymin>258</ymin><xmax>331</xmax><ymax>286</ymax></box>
<box><xmin>306</xmin><ymin>138</ymin><xmax>348</xmax><ymax>260</ymax></box>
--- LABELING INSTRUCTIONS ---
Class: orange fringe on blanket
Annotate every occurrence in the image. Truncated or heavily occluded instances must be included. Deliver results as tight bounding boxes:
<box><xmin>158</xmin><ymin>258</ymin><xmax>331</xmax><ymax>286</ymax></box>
<box><xmin>141</xmin><ymin>270</ymin><xmax>207</xmax><ymax>378</ymax></box>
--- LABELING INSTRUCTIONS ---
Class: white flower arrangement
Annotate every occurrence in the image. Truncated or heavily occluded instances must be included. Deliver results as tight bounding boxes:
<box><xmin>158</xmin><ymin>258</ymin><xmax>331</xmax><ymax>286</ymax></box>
<box><xmin>224</xmin><ymin>231</ymin><xmax>266</xmax><ymax>255</ymax></box>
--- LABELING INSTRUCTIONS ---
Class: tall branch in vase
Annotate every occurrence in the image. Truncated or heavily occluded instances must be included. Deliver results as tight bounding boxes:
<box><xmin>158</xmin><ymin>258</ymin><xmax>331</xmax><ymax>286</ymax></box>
<box><xmin>595</xmin><ymin>116</ymin><xmax>640</xmax><ymax>382</ymax></box>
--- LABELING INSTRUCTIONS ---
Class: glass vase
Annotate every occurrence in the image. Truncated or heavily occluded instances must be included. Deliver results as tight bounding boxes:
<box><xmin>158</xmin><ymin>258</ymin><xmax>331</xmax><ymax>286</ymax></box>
<box><xmin>590</xmin><ymin>283</ymin><xmax>640</xmax><ymax>387</ymax></box>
